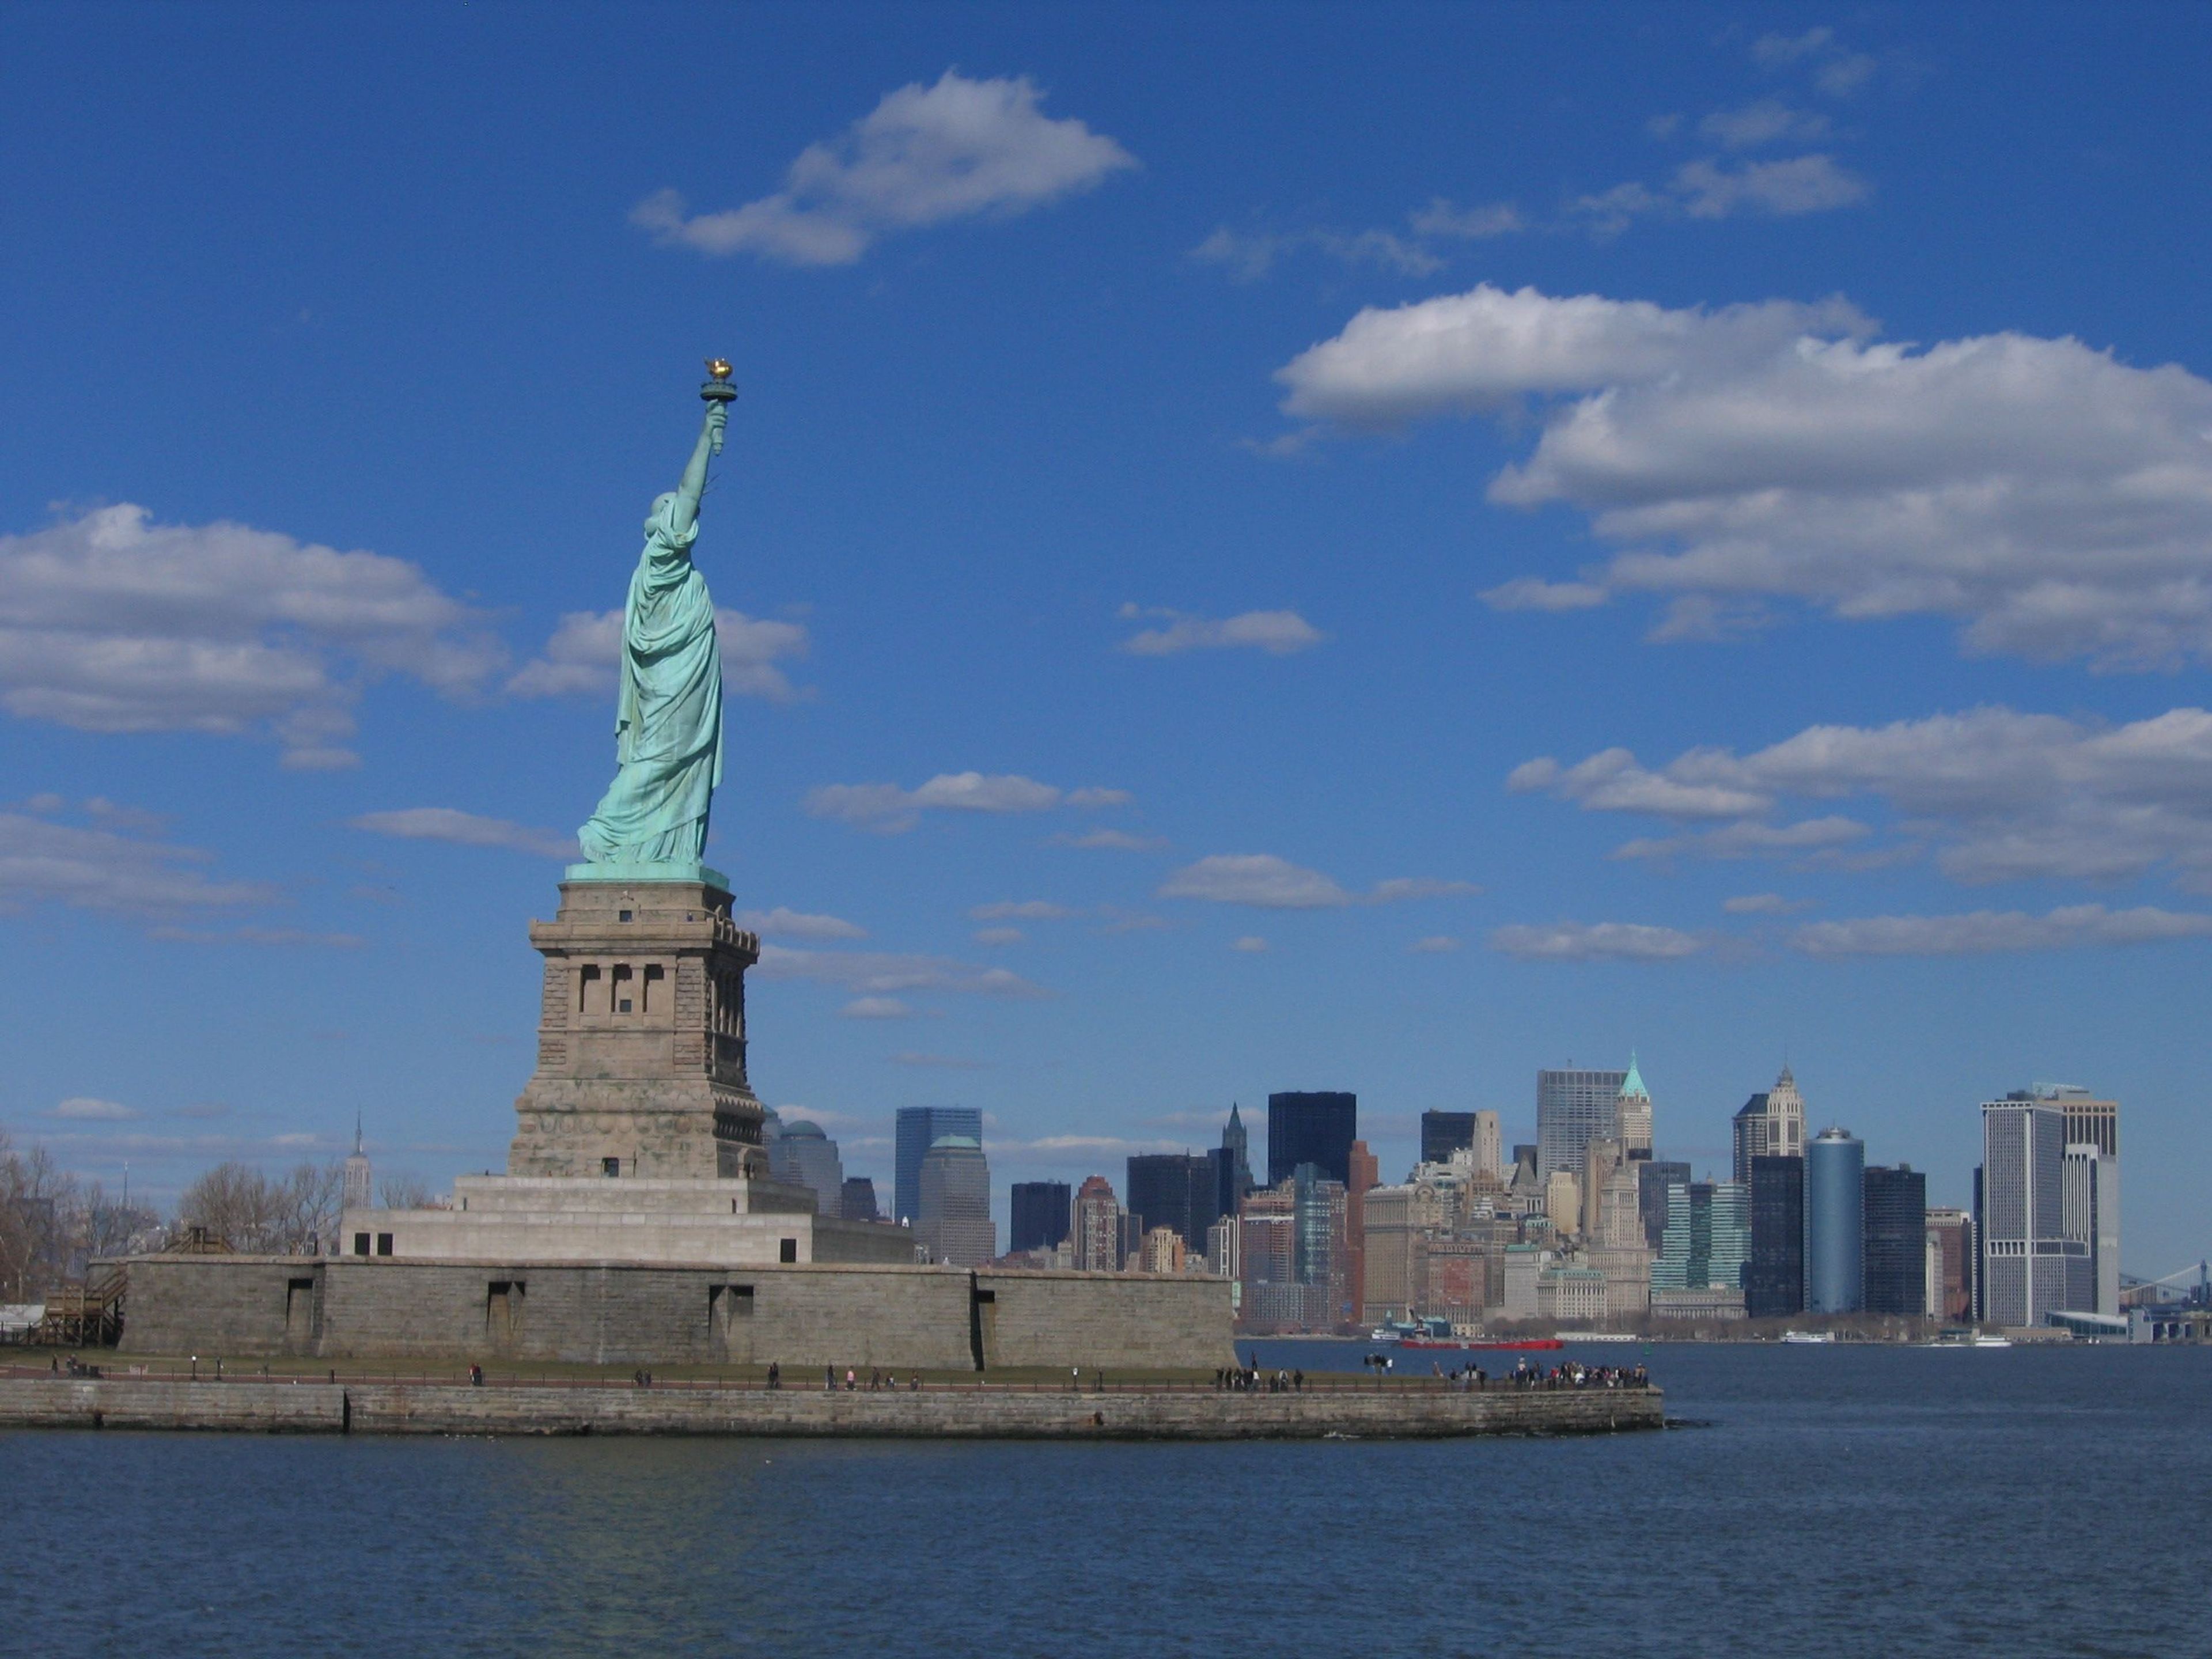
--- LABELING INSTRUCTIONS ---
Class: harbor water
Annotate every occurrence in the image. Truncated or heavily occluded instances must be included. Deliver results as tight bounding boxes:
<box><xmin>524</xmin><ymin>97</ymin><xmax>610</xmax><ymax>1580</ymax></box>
<box><xmin>1</xmin><ymin>1340</ymin><xmax>2200</xmax><ymax>1655</ymax></box>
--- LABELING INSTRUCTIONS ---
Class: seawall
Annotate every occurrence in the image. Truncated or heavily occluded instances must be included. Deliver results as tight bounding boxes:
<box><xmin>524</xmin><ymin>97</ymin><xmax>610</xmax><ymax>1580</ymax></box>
<box><xmin>0</xmin><ymin>1377</ymin><xmax>1662</xmax><ymax>1440</ymax></box>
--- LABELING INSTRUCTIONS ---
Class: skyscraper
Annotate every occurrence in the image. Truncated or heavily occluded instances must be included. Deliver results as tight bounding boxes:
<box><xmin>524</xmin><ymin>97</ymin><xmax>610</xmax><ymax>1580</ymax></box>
<box><xmin>1615</xmin><ymin>1055</ymin><xmax>1653</xmax><ymax>1158</ymax></box>
<box><xmin>1747</xmin><ymin>1154</ymin><xmax>1805</xmax><ymax>1319</ymax></box>
<box><xmin>1979</xmin><ymin>1093</ymin><xmax>2091</xmax><ymax>1328</ymax></box>
<box><xmin>916</xmin><ymin>1135</ymin><xmax>995</xmax><ymax>1266</ymax></box>
<box><xmin>1925</xmin><ymin>1207</ymin><xmax>1973</xmax><ymax>1322</ymax></box>
<box><xmin>839</xmin><ymin>1176</ymin><xmax>880</xmax><ymax>1224</ymax></box>
<box><xmin>343</xmin><ymin>1116</ymin><xmax>373</xmax><ymax>1212</ymax></box>
<box><xmin>1805</xmin><ymin>1127</ymin><xmax>1865</xmax><ymax>1315</ymax></box>
<box><xmin>1126</xmin><ymin>1153</ymin><xmax>1219</xmax><ymax>1249</ymax></box>
<box><xmin>1650</xmin><ymin>1180</ymin><xmax>1748</xmax><ymax>1292</ymax></box>
<box><xmin>1346</xmin><ymin>1139</ymin><xmax>1379</xmax><ymax>1327</ymax></box>
<box><xmin>1420</xmin><ymin>1111</ymin><xmax>1478</xmax><ymax>1166</ymax></box>
<box><xmin>769</xmin><ymin>1118</ymin><xmax>844</xmax><ymax>1214</ymax></box>
<box><xmin>1267</xmin><ymin>1092</ymin><xmax>1356</xmax><ymax>1187</ymax></box>
<box><xmin>1536</xmin><ymin>1067</ymin><xmax>1628</xmax><ymax>1181</ymax></box>
<box><xmin>1862</xmin><ymin>1164</ymin><xmax>1927</xmax><ymax>1317</ymax></box>
<box><xmin>1293</xmin><ymin>1164</ymin><xmax>1349</xmax><ymax>1324</ymax></box>
<box><xmin>2051</xmin><ymin>1085</ymin><xmax>2120</xmax><ymax>1316</ymax></box>
<box><xmin>1071</xmin><ymin>1175</ymin><xmax>1123</xmax><ymax>1272</ymax></box>
<box><xmin>895</xmin><ymin>1105</ymin><xmax>982</xmax><ymax>1226</ymax></box>
<box><xmin>1733</xmin><ymin>1066</ymin><xmax>1808</xmax><ymax>1183</ymax></box>
<box><xmin>1638</xmin><ymin>1159</ymin><xmax>1692</xmax><ymax>1252</ymax></box>
<box><xmin>1217</xmin><ymin>1104</ymin><xmax>1255</xmax><ymax>1215</ymax></box>
<box><xmin>1473</xmin><ymin>1111</ymin><xmax>1503</xmax><ymax>1180</ymax></box>
<box><xmin>1010</xmin><ymin>1180</ymin><xmax>1071</xmax><ymax>1254</ymax></box>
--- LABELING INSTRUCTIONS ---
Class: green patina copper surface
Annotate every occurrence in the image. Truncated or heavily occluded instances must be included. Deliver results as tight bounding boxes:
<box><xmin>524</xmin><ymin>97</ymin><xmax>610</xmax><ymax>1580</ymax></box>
<box><xmin>576</xmin><ymin>400</ymin><xmax>728</xmax><ymax>874</ymax></box>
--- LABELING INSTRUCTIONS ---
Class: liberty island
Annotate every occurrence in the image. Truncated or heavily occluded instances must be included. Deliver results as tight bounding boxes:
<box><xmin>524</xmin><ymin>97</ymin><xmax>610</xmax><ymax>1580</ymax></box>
<box><xmin>15</xmin><ymin>368</ymin><xmax>1635</xmax><ymax>1431</ymax></box>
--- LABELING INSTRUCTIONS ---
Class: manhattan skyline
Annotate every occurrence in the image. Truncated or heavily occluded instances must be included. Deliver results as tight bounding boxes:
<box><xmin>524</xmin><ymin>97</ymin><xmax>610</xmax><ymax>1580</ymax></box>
<box><xmin>3</xmin><ymin>7</ymin><xmax>2210</xmax><ymax>1269</ymax></box>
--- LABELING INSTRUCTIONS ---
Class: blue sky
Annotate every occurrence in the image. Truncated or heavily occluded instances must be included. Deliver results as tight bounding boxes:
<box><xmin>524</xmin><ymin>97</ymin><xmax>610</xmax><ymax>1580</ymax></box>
<box><xmin>5</xmin><ymin>5</ymin><xmax>2210</xmax><ymax>1270</ymax></box>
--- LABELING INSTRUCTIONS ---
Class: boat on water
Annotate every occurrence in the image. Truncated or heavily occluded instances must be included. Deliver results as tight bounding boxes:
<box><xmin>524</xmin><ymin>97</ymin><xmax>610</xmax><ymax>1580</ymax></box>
<box><xmin>1779</xmin><ymin>1330</ymin><xmax>1834</xmax><ymax>1344</ymax></box>
<box><xmin>1376</xmin><ymin>1317</ymin><xmax>1565</xmax><ymax>1353</ymax></box>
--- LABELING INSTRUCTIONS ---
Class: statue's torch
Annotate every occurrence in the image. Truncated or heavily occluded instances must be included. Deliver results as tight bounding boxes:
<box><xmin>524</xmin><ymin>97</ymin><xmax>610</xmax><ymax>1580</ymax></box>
<box><xmin>700</xmin><ymin>357</ymin><xmax>737</xmax><ymax>454</ymax></box>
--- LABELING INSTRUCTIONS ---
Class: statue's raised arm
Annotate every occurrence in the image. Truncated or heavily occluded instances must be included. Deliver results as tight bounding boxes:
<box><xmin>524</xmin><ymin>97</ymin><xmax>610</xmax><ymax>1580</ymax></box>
<box><xmin>665</xmin><ymin>400</ymin><xmax>726</xmax><ymax>544</ymax></box>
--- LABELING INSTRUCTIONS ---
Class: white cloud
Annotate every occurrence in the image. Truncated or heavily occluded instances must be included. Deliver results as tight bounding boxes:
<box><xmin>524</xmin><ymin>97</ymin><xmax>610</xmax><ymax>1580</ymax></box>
<box><xmin>1369</xmin><ymin>877</ymin><xmax>1483</xmax><ymax>901</ymax></box>
<box><xmin>1230</xmin><ymin>935</ymin><xmax>1268</xmax><ymax>952</ymax></box>
<box><xmin>1410</xmin><ymin>198</ymin><xmax>1526</xmax><ymax>240</ymax></box>
<box><xmin>632</xmin><ymin>71</ymin><xmax>1135</xmax><ymax>267</ymax></box>
<box><xmin>972</xmin><ymin>926</ymin><xmax>1022</xmax><ymax>946</ymax></box>
<box><xmin>1490</xmin><ymin>921</ymin><xmax>1706</xmax><ymax>961</ymax></box>
<box><xmin>1282</xmin><ymin>281</ymin><xmax>2212</xmax><ymax>668</ymax></box>
<box><xmin>734</xmin><ymin>906</ymin><xmax>866</xmax><ymax>941</ymax></box>
<box><xmin>1699</xmin><ymin>99</ymin><xmax>1831</xmax><ymax>150</ymax></box>
<box><xmin>1671</xmin><ymin>154</ymin><xmax>1869</xmax><ymax>219</ymax></box>
<box><xmin>1194</xmin><ymin>225</ymin><xmax>1440</xmax><ymax>282</ymax></box>
<box><xmin>0</xmin><ymin>810</ymin><xmax>272</xmax><ymax>914</ymax></box>
<box><xmin>806</xmin><ymin>772</ymin><xmax>1127</xmax><ymax>833</ymax></box>
<box><xmin>1790</xmin><ymin>904</ymin><xmax>2212</xmax><ymax>957</ymax></box>
<box><xmin>1408</xmin><ymin>935</ymin><xmax>1461</xmax><ymax>953</ymax></box>
<box><xmin>1052</xmin><ymin>827</ymin><xmax>1168</xmax><ymax>851</ymax></box>
<box><xmin>54</xmin><ymin>1096</ymin><xmax>134</xmax><ymax>1120</ymax></box>
<box><xmin>1752</xmin><ymin>26</ymin><xmax>1835</xmax><ymax>66</ymax></box>
<box><xmin>1480</xmin><ymin>577</ymin><xmax>1610</xmax><ymax>613</ymax></box>
<box><xmin>1278</xmin><ymin>283</ymin><xmax>1869</xmax><ymax>428</ymax></box>
<box><xmin>350</xmin><ymin>808</ymin><xmax>576</xmax><ymax>861</ymax></box>
<box><xmin>1522</xmin><ymin>706</ymin><xmax>2212</xmax><ymax>891</ymax></box>
<box><xmin>1611</xmin><ymin>817</ymin><xmax>1874</xmax><ymax>865</ymax></box>
<box><xmin>755</xmin><ymin>944</ymin><xmax>1046</xmax><ymax>999</ymax></box>
<box><xmin>1117</xmin><ymin>604</ymin><xmax>1326</xmax><ymax>657</ymax></box>
<box><xmin>839</xmin><ymin>997</ymin><xmax>913</xmax><ymax>1020</ymax></box>
<box><xmin>1160</xmin><ymin>854</ymin><xmax>1478</xmax><ymax>909</ymax></box>
<box><xmin>1160</xmin><ymin>854</ymin><xmax>1350</xmax><ymax>909</ymax></box>
<box><xmin>1509</xmin><ymin>749</ymin><xmax>1771</xmax><ymax>820</ymax></box>
<box><xmin>0</xmin><ymin>504</ymin><xmax>502</xmax><ymax>768</ymax></box>
<box><xmin>507</xmin><ymin>607</ymin><xmax>808</xmax><ymax>702</ymax></box>
<box><xmin>970</xmin><ymin>900</ymin><xmax>1069</xmax><ymax>921</ymax></box>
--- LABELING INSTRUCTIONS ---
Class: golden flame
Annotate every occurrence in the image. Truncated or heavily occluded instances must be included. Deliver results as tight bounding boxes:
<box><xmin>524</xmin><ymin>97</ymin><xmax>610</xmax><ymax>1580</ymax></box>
<box><xmin>704</xmin><ymin>357</ymin><xmax>733</xmax><ymax>380</ymax></box>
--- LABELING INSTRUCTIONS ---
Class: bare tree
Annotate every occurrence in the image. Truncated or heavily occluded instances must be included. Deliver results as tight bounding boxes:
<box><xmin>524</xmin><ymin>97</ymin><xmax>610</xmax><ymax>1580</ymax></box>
<box><xmin>179</xmin><ymin>1162</ymin><xmax>289</xmax><ymax>1253</ymax></box>
<box><xmin>276</xmin><ymin>1161</ymin><xmax>345</xmax><ymax>1252</ymax></box>
<box><xmin>78</xmin><ymin>1181</ymin><xmax>161</xmax><ymax>1260</ymax></box>
<box><xmin>377</xmin><ymin>1172</ymin><xmax>437</xmax><ymax>1210</ymax></box>
<box><xmin>0</xmin><ymin>1133</ymin><xmax>78</xmax><ymax>1300</ymax></box>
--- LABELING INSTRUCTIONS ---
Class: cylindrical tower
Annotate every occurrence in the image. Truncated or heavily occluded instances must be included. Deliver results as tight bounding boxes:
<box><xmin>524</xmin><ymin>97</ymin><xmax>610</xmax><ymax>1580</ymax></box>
<box><xmin>1805</xmin><ymin>1127</ymin><xmax>1865</xmax><ymax>1315</ymax></box>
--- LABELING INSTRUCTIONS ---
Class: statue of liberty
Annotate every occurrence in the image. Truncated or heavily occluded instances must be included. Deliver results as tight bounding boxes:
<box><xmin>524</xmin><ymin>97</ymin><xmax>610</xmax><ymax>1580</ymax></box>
<box><xmin>576</xmin><ymin>372</ymin><xmax>733</xmax><ymax>869</ymax></box>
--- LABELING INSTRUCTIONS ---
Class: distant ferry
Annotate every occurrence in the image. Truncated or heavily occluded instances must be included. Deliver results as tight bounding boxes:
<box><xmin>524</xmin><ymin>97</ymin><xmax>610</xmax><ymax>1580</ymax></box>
<box><xmin>1370</xmin><ymin>1318</ymin><xmax>1565</xmax><ymax>1353</ymax></box>
<box><xmin>1779</xmin><ymin>1330</ymin><xmax>1834</xmax><ymax>1344</ymax></box>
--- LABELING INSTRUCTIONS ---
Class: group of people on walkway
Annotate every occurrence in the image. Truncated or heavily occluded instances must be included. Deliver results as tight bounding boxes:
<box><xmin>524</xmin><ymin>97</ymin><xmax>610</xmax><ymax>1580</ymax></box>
<box><xmin>1215</xmin><ymin>1365</ymin><xmax>1304</xmax><ymax>1392</ymax></box>
<box><xmin>1506</xmin><ymin>1358</ymin><xmax>1649</xmax><ymax>1389</ymax></box>
<box><xmin>823</xmin><ymin>1365</ymin><xmax>920</xmax><ymax>1392</ymax></box>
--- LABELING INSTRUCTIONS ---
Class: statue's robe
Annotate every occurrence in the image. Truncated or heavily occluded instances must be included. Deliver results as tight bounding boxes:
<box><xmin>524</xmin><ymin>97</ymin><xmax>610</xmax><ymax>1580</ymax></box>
<box><xmin>577</xmin><ymin>497</ymin><xmax>722</xmax><ymax>864</ymax></box>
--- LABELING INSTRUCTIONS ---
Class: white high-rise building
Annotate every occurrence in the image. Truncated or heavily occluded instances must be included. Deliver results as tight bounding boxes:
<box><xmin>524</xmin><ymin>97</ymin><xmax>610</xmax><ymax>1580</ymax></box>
<box><xmin>1979</xmin><ymin>1094</ymin><xmax>2092</xmax><ymax>1327</ymax></box>
<box><xmin>2048</xmin><ymin>1085</ymin><xmax>2120</xmax><ymax>1317</ymax></box>
<box><xmin>1473</xmin><ymin>1110</ymin><xmax>1503</xmax><ymax>1181</ymax></box>
<box><xmin>343</xmin><ymin>1118</ymin><xmax>373</xmax><ymax>1212</ymax></box>
<box><xmin>1732</xmin><ymin>1066</ymin><xmax>1807</xmax><ymax>1183</ymax></box>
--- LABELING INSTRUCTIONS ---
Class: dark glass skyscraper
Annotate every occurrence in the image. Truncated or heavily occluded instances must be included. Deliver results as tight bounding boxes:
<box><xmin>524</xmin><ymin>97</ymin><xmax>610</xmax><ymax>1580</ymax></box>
<box><xmin>1420</xmin><ymin>1110</ymin><xmax>1478</xmax><ymax>1166</ymax></box>
<box><xmin>894</xmin><ymin>1105</ymin><xmax>982</xmax><ymax>1227</ymax></box>
<box><xmin>1126</xmin><ymin>1153</ymin><xmax>1219</xmax><ymax>1248</ymax></box>
<box><xmin>1637</xmin><ymin>1158</ymin><xmax>1692</xmax><ymax>1252</ymax></box>
<box><xmin>1009</xmin><ymin>1180</ymin><xmax>1071</xmax><ymax>1254</ymax></box>
<box><xmin>1267</xmin><ymin>1092</ymin><xmax>1356</xmax><ymax>1187</ymax></box>
<box><xmin>1862</xmin><ymin>1164</ymin><xmax>1927</xmax><ymax>1316</ymax></box>
<box><xmin>1747</xmin><ymin>1154</ymin><xmax>1805</xmax><ymax>1319</ymax></box>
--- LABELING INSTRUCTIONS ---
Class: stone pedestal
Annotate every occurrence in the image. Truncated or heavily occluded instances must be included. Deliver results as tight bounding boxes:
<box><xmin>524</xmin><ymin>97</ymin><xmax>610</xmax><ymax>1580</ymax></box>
<box><xmin>507</xmin><ymin>874</ymin><xmax>766</xmax><ymax>1180</ymax></box>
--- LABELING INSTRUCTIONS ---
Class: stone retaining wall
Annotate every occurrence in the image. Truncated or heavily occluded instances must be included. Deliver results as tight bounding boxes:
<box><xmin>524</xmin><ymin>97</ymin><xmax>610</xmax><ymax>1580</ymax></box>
<box><xmin>0</xmin><ymin>1377</ymin><xmax>1662</xmax><ymax>1440</ymax></box>
<box><xmin>115</xmin><ymin>1256</ymin><xmax>1236</xmax><ymax>1371</ymax></box>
